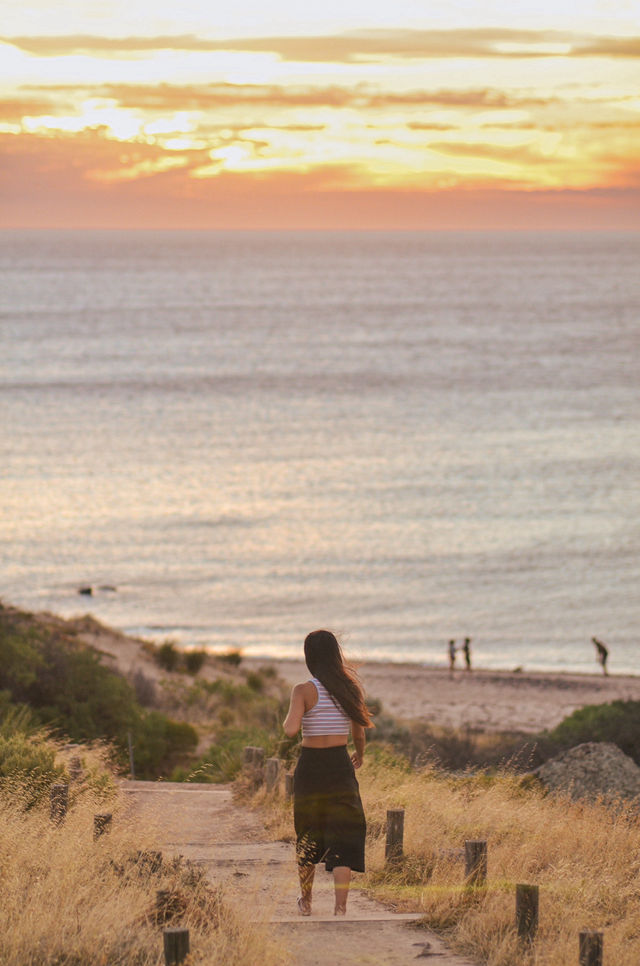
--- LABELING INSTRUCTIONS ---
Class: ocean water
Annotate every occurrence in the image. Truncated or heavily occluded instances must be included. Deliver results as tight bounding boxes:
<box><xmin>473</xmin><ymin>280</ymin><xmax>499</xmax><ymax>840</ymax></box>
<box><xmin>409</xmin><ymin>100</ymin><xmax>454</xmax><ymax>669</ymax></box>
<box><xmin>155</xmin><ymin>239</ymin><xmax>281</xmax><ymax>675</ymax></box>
<box><xmin>1</xmin><ymin>230</ymin><xmax>639</xmax><ymax>674</ymax></box>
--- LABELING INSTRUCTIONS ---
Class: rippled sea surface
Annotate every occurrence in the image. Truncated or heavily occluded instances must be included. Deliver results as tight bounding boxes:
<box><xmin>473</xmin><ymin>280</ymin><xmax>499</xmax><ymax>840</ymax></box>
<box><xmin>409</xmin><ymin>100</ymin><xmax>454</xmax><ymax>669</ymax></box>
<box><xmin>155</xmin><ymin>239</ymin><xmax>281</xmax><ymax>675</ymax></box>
<box><xmin>2</xmin><ymin>230</ymin><xmax>639</xmax><ymax>673</ymax></box>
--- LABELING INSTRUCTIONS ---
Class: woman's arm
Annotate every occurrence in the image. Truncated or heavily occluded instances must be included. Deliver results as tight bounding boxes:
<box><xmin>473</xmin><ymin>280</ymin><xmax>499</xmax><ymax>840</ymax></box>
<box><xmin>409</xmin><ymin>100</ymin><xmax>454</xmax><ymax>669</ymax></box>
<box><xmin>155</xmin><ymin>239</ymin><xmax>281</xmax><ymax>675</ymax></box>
<box><xmin>350</xmin><ymin>723</ymin><xmax>366</xmax><ymax>768</ymax></box>
<box><xmin>283</xmin><ymin>683</ymin><xmax>306</xmax><ymax>737</ymax></box>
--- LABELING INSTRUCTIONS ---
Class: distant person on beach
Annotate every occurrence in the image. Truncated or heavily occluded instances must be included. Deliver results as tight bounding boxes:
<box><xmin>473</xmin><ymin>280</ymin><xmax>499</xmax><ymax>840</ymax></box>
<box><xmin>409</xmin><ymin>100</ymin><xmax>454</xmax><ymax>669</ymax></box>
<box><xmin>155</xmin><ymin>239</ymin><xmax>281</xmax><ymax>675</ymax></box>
<box><xmin>448</xmin><ymin>639</ymin><xmax>456</xmax><ymax>677</ymax></box>
<box><xmin>283</xmin><ymin>629</ymin><xmax>372</xmax><ymax>917</ymax></box>
<box><xmin>592</xmin><ymin>637</ymin><xmax>609</xmax><ymax>676</ymax></box>
<box><xmin>462</xmin><ymin>637</ymin><xmax>472</xmax><ymax>671</ymax></box>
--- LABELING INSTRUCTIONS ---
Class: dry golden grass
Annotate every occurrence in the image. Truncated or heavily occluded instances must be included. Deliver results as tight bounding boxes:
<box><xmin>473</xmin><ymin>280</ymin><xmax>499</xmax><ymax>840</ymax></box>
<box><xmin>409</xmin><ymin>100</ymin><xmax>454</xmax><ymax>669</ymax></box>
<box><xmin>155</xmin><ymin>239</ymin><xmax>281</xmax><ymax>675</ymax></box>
<box><xmin>0</xmin><ymin>764</ymin><xmax>287</xmax><ymax>966</ymax></box>
<box><xmin>251</xmin><ymin>749</ymin><xmax>640</xmax><ymax>965</ymax></box>
<box><xmin>360</xmin><ymin>752</ymin><xmax>640</xmax><ymax>965</ymax></box>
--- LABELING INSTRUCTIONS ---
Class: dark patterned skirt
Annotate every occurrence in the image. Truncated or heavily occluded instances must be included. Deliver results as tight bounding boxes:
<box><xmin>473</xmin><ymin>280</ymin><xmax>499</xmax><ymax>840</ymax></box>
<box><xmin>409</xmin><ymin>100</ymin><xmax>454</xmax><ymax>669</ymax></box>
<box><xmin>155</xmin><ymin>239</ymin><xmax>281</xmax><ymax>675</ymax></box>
<box><xmin>293</xmin><ymin>745</ymin><xmax>366</xmax><ymax>873</ymax></box>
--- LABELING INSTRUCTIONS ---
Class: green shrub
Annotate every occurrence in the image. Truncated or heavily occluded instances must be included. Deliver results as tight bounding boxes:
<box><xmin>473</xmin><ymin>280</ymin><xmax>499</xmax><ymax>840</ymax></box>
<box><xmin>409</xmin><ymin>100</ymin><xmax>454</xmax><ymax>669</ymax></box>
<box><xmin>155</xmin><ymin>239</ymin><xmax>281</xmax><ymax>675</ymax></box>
<box><xmin>184</xmin><ymin>649</ymin><xmax>207</xmax><ymax>675</ymax></box>
<box><xmin>218</xmin><ymin>650</ymin><xmax>242</xmax><ymax>667</ymax></box>
<box><xmin>549</xmin><ymin>700</ymin><xmax>640</xmax><ymax>765</ymax></box>
<box><xmin>245</xmin><ymin>671</ymin><xmax>264</xmax><ymax>693</ymax></box>
<box><xmin>130</xmin><ymin>713</ymin><xmax>198</xmax><ymax>779</ymax></box>
<box><xmin>0</xmin><ymin>604</ymin><xmax>200</xmax><ymax>780</ymax></box>
<box><xmin>0</xmin><ymin>732</ymin><xmax>66</xmax><ymax>807</ymax></box>
<box><xmin>192</xmin><ymin>727</ymin><xmax>277</xmax><ymax>782</ymax></box>
<box><xmin>155</xmin><ymin>641</ymin><xmax>179</xmax><ymax>672</ymax></box>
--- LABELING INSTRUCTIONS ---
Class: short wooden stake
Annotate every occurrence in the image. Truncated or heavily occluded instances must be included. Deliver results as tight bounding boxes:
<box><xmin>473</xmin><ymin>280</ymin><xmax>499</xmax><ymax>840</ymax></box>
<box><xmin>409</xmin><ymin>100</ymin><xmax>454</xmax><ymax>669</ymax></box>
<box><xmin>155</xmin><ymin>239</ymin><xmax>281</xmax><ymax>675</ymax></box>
<box><xmin>243</xmin><ymin>746</ymin><xmax>265</xmax><ymax>788</ymax></box>
<box><xmin>464</xmin><ymin>840</ymin><xmax>487</xmax><ymax>887</ymax></box>
<box><xmin>579</xmin><ymin>931</ymin><xmax>603</xmax><ymax>966</ymax></box>
<box><xmin>163</xmin><ymin>927</ymin><xmax>190</xmax><ymax>965</ymax></box>
<box><xmin>127</xmin><ymin>730</ymin><xmax>135</xmax><ymax>780</ymax></box>
<box><xmin>93</xmin><ymin>812</ymin><xmax>112</xmax><ymax>838</ymax></box>
<box><xmin>50</xmin><ymin>783</ymin><xmax>69</xmax><ymax>824</ymax></box>
<box><xmin>265</xmin><ymin>757</ymin><xmax>281</xmax><ymax>792</ymax></box>
<box><xmin>515</xmin><ymin>884</ymin><xmax>539</xmax><ymax>942</ymax></box>
<box><xmin>385</xmin><ymin>808</ymin><xmax>405</xmax><ymax>863</ymax></box>
<box><xmin>68</xmin><ymin>756</ymin><xmax>82</xmax><ymax>781</ymax></box>
<box><xmin>285</xmin><ymin>772</ymin><xmax>294</xmax><ymax>799</ymax></box>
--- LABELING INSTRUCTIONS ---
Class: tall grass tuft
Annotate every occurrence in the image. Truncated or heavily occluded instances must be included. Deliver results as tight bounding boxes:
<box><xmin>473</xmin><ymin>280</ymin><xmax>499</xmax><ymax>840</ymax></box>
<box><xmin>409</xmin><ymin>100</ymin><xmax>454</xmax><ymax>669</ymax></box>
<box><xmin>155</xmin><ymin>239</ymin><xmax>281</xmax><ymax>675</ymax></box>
<box><xmin>359</xmin><ymin>750</ymin><xmax>640</xmax><ymax>965</ymax></box>
<box><xmin>248</xmin><ymin>743</ymin><xmax>640</xmax><ymax>965</ymax></box>
<box><xmin>0</xmin><ymin>770</ymin><xmax>287</xmax><ymax>965</ymax></box>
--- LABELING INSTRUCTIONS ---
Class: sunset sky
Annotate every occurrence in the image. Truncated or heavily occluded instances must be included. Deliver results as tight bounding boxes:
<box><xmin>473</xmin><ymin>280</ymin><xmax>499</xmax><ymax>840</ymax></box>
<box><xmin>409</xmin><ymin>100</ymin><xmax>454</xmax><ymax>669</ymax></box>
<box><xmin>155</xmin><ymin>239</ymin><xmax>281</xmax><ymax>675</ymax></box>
<box><xmin>1</xmin><ymin>0</ymin><xmax>639</xmax><ymax>228</ymax></box>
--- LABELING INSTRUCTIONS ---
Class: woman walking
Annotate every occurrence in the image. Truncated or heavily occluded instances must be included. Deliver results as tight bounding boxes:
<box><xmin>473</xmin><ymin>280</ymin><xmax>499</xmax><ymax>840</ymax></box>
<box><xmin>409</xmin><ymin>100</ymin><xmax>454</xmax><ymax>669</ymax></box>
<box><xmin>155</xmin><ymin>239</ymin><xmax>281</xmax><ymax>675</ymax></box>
<box><xmin>283</xmin><ymin>629</ymin><xmax>372</xmax><ymax>916</ymax></box>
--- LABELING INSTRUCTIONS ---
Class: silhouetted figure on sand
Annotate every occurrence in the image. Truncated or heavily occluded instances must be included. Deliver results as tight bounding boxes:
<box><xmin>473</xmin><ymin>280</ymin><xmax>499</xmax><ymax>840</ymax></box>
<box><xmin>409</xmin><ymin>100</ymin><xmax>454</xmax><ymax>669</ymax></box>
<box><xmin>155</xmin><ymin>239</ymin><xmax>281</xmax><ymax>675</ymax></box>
<box><xmin>462</xmin><ymin>637</ymin><xmax>472</xmax><ymax>671</ymax></box>
<box><xmin>592</xmin><ymin>637</ymin><xmax>609</xmax><ymax>676</ymax></box>
<box><xmin>448</xmin><ymin>639</ymin><xmax>456</xmax><ymax>677</ymax></box>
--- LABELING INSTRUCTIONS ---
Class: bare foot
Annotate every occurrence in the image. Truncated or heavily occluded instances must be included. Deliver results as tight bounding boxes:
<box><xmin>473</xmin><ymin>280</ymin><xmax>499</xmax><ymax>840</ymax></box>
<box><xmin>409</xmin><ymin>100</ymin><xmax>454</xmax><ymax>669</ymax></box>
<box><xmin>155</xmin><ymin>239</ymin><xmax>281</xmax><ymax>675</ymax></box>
<box><xmin>334</xmin><ymin>906</ymin><xmax>347</xmax><ymax>916</ymax></box>
<box><xmin>297</xmin><ymin>896</ymin><xmax>311</xmax><ymax>916</ymax></box>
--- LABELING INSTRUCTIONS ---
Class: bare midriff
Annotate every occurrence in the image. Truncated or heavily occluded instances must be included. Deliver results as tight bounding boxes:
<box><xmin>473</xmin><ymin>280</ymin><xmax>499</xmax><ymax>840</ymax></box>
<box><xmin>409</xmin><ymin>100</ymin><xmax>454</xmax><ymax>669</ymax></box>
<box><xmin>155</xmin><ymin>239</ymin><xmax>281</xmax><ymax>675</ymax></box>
<box><xmin>301</xmin><ymin>734</ymin><xmax>349</xmax><ymax>748</ymax></box>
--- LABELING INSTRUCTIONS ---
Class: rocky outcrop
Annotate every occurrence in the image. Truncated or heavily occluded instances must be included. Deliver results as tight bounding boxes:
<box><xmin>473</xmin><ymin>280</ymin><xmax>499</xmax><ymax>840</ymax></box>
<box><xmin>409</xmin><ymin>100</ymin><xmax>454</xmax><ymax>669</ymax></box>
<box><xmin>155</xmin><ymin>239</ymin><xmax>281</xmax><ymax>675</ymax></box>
<box><xmin>534</xmin><ymin>742</ymin><xmax>640</xmax><ymax>805</ymax></box>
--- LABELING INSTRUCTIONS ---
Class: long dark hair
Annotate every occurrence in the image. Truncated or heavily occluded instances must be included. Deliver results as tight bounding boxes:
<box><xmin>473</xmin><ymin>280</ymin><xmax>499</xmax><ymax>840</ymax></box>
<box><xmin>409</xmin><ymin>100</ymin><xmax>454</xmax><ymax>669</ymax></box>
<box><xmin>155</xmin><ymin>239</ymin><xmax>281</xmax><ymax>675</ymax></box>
<box><xmin>304</xmin><ymin>630</ymin><xmax>372</xmax><ymax>728</ymax></box>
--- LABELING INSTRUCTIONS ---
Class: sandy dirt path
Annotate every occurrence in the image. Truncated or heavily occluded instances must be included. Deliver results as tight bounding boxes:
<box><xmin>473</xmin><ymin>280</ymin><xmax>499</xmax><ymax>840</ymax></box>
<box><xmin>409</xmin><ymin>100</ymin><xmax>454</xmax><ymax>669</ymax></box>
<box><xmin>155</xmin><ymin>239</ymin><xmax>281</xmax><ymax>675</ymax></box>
<box><xmin>122</xmin><ymin>781</ymin><xmax>476</xmax><ymax>965</ymax></box>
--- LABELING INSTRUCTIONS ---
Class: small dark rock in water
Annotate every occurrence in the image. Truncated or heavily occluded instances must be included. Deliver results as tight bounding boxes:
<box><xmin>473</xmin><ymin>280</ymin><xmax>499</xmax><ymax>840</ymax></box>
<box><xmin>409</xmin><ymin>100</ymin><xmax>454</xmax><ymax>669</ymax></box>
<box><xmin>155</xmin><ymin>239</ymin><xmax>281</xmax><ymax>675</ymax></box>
<box><xmin>78</xmin><ymin>586</ymin><xmax>93</xmax><ymax>596</ymax></box>
<box><xmin>98</xmin><ymin>585</ymin><xmax>117</xmax><ymax>592</ymax></box>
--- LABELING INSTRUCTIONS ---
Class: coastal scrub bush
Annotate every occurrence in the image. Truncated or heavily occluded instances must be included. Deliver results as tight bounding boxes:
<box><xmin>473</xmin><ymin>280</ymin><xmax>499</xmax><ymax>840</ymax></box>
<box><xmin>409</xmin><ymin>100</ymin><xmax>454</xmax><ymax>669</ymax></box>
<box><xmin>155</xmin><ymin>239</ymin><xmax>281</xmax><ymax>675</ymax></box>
<box><xmin>246</xmin><ymin>671</ymin><xmax>265</xmax><ymax>692</ymax></box>
<box><xmin>0</xmin><ymin>603</ymin><xmax>200</xmax><ymax>779</ymax></box>
<box><xmin>156</xmin><ymin>640</ymin><xmax>180</xmax><ymax>671</ymax></box>
<box><xmin>184</xmin><ymin>648</ymin><xmax>207</xmax><ymax>674</ymax></box>
<box><xmin>0</xmin><ymin>731</ymin><xmax>66</xmax><ymax>807</ymax></box>
<box><xmin>187</xmin><ymin>726</ymin><xmax>279</xmax><ymax>783</ymax></box>
<box><xmin>549</xmin><ymin>699</ymin><xmax>640</xmax><ymax>764</ymax></box>
<box><xmin>132</xmin><ymin>713</ymin><xmax>198</xmax><ymax>778</ymax></box>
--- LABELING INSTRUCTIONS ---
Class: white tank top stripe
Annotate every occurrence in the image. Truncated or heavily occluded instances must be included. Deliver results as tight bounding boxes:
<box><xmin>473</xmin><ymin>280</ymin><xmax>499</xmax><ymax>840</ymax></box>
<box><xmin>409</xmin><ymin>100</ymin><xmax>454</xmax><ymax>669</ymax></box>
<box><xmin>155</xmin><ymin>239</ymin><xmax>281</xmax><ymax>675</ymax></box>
<box><xmin>301</xmin><ymin>677</ymin><xmax>351</xmax><ymax>737</ymax></box>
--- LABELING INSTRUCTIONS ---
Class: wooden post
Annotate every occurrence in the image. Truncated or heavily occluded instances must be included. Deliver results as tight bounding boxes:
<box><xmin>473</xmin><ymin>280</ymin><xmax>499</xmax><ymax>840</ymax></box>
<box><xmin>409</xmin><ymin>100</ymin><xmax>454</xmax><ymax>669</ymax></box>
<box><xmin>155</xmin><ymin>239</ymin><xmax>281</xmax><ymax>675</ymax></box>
<box><xmin>285</xmin><ymin>772</ymin><xmax>294</xmax><ymax>799</ymax></box>
<box><xmin>252</xmin><ymin>747</ymin><xmax>265</xmax><ymax>768</ymax></box>
<box><xmin>50</xmin><ymin>783</ymin><xmax>69</xmax><ymax>824</ymax></box>
<box><xmin>265</xmin><ymin>757</ymin><xmax>281</xmax><ymax>792</ymax></box>
<box><xmin>68</xmin><ymin>756</ymin><xmax>82</xmax><ymax>781</ymax></box>
<box><xmin>515</xmin><ymin>884</ymin><xmax>539</xmax><ymax>942</ymax></box>
<box><xmin>127</xmin><ymin>730</ymin><xmax>135</xmax><ymax>780</ymax></box>
<box><xmin>579</xmin><ymin>931</ymin><xmax>603</xmax><ymax>966</ymax></box>
<box><xmin>93</xmin><ymin>813</ymin><xmax>112</xmax><ymax>838</ymax></box>
<box><xmin>163</xmin><ymin>927</ymin><xmax>190</xmax><ymax>965</ymax></box>
<box><xmin>243</xmin><ymin>746</ymin><xmax>265</xmax><ymax>788</ymax></box>
<box><xmin>385</xmin><ymin>808</ymin><xmax>405</xmax><ymax>863</ymax></box>
<box><xmin>464</xmin><ymin>840</ymin><xmax>487</xmax><ymax>887</ymax></box>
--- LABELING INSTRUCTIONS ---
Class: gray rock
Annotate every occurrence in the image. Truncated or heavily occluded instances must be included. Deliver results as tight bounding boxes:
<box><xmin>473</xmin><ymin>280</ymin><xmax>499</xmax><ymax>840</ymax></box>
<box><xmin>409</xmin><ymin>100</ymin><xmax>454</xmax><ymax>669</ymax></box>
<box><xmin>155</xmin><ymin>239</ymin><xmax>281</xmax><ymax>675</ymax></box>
<box><xmin>534</xmin><ymin>742</ymin><xmax>640</xmax><ymax>805</ymax></box>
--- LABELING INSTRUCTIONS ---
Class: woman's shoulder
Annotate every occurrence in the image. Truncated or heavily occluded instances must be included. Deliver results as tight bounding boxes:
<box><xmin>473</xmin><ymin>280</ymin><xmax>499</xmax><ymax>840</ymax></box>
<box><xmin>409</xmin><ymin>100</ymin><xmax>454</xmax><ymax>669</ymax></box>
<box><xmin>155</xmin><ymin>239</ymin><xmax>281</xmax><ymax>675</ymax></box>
<box><xmin>292</xmin><ymin>680</ymin><xmax>317</xmax><ymax>695</ymax></box>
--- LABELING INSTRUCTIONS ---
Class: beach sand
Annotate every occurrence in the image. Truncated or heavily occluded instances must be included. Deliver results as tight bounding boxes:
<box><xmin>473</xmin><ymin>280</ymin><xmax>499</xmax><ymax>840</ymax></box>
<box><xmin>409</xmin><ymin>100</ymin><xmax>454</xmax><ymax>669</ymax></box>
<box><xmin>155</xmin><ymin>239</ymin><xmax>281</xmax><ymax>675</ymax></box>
<box><xmin>247</xmin><ymin>657</ymin><xmax>640</xmax><ymax>734</ymax></box>
<box><xmin>56</xmin><ymin>609</ymin><xmax>640</xmax><ymax>735</ymax></box>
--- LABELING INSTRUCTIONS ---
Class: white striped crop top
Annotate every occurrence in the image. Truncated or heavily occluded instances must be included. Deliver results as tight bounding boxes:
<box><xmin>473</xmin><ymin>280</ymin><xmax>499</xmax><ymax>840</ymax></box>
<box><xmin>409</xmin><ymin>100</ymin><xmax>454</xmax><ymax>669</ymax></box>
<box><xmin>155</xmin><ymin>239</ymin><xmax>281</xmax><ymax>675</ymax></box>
<box><xmin>301</xmin><ymin>677</ymin><xmax>351</xmax><ymax>737</ymax></box>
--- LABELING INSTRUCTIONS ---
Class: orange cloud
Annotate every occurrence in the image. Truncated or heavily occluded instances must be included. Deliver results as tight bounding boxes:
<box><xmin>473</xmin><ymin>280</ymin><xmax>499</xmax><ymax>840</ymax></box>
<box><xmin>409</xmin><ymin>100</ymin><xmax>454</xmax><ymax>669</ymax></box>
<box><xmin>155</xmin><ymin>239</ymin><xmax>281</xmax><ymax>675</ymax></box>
<box><xmin>1</xmin><ymin>129</ymin><xmax>638</xmax><ymax>231</ymax></box>
<box><xmin>18</xmin><ymin>81</ymin><xmax>558</xmax><ymax>113</ymax></box>
<box><xmin>4</xmin><ymin>29</ymin><xmax>640</xmax><ymax>61</ymax></box>
<box><xmin>0</xmin><ymin>95</ymin><xmax>63</xmax><ymax>119</ymax></box>
<box><xmin>428</xmin><ymin>140</ymin><xmax>562</xmax><ymax>167</ymax></box>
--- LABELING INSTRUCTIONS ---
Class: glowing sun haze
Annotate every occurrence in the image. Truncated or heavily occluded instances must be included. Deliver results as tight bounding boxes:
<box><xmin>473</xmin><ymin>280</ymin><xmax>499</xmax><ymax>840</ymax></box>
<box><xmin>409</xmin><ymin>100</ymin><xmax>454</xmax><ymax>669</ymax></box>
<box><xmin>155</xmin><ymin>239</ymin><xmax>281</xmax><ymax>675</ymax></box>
<box><xmin>1</xmin><ymin>0</ymin><xmax>639</xmax><ymax>228</ymax></box>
